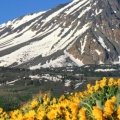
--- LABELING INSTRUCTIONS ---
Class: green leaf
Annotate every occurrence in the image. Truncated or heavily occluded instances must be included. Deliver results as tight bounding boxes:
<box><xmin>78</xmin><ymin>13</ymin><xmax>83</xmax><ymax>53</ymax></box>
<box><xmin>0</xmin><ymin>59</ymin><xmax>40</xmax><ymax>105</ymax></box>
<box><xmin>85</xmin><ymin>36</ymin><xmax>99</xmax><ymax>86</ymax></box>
<box><xmin>116</xmin><ymin>92</ymin><xmax>120</xmax><ymax>109</ymax></box>
<box><xmin>96</xmin><ymin>100</ymin><xmax>103</xmax><ymax>110</ymax></box>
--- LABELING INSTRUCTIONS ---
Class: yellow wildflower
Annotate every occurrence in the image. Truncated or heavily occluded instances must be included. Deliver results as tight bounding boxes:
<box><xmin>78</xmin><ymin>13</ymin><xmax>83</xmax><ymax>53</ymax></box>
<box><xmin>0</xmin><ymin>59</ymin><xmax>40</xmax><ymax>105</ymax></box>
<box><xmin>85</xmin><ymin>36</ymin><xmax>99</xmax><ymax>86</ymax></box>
<box><xmin>108</xmin><ymin>78</ymin><xmax>114</xmax><ymax>86</ymax></box>
<box><xmin>24</xmin><ymin>110</ymin><xmax>36</xmax><ymax>120</ymax></box>
<box><xmin>30</xmin><ymin>99</ymin><xmax>38</xmax><ymax>108</ymax></box>
<box><xmin>103</xmin><ymin>99</ymin><xmax>114</xmax><ymax>117</ymax></box>
<box><xmin>100</xmin><ymin>78</ymin><xmax>106</xmax><ymax>88</ymax></box>
<box><xmin>87</xmin><ymin>84</ymin><xmax>91</xmax><ymax>89</ymax></box>
<box><xmin>94</xmin><ymin>84</ymin><xmax>100</xmax><ymax>91</ymax></box>
<box><xmin>79</xmin><ymin>108</ymin><xmax>87</xmax><ymax>120</ymax></box>
<box><xmin>0</xmin><ymin>108</ymin><xmax>3</xmax><ymax>114</ymax></box>
<box><xmin>111</xmin><ymin>96</ymin><xmax>117</xmax><ymax>103</ymax></box>
<box><xmin>47</xmin><ymin>109</ymin><xmax>57</xmax><ymax>119</ymax></box>
<box><xmin>36</xmin><ymin>111</ymin><xmax>46</xmax><ymax>120</ymax></box>
<box><xmin>92</xmin><ymin>106</ymin><xmax>104</xmax><ymax>120</ymax></box>
<box><xmin>117</xmin><ymin>106</ymin><xmax>120</xmax><ymax>119</ymax></box>
<box><xmin>53</xmin><ymin>98</ymin><xmax>57</xmax><ymax>104</ymax></box>
<box><xmin>118</xmin><ymin>78</ymin><xmax>120</xmax><ymax>86</ymax></box>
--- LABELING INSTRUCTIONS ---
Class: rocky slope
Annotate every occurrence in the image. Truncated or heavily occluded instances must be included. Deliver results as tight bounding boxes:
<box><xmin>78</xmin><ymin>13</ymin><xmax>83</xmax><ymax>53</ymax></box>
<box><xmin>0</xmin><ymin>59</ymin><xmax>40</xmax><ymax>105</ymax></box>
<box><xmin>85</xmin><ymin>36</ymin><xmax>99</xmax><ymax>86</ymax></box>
<box><xmin>0</xmin><ymin>0</ymin><xmax>120</xmax><ymax>69</ymax></box>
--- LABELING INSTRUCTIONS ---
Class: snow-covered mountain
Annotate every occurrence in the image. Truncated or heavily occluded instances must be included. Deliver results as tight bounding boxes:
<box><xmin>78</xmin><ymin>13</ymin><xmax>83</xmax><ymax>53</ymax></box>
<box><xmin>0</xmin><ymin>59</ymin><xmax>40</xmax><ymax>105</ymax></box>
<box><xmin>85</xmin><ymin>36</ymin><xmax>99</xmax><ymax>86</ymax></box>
<box><xmin>0</xmin><ymin>0</ymin><xmax>120</xmax><ymax>69</ymax></box>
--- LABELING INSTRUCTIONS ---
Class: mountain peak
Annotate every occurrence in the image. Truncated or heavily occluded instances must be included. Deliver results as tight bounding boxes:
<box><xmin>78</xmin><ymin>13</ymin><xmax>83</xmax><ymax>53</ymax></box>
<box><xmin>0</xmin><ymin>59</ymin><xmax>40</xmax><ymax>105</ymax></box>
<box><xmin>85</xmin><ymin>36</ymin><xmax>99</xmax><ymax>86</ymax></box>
<box><xmin>0</xmin><ymin>0</ymin><xmax>120</xmax><ymax>69</ymax></box>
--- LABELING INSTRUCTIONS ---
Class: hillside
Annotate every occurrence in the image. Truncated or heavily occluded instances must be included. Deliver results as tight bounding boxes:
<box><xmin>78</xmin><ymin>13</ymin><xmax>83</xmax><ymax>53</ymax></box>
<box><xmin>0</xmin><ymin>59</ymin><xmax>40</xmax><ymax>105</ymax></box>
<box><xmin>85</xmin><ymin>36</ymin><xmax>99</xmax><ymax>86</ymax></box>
<box><xmin>0</xmin><ymin>0</ymin><xmax>120</xmax><ymax>68</ymax></box>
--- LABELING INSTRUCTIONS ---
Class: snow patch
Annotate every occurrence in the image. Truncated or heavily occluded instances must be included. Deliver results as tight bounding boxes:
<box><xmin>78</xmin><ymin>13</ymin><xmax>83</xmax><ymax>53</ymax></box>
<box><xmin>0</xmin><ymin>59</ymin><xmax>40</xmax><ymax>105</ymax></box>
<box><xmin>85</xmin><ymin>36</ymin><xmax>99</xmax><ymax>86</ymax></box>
<box><xmin>64</xmin><ymin>50</ymin><xmax>84</xmax><ymax>66</ymax></box>
<box><xmin>95</xmin><ymin>9</ymin><xmax>102</xmax><ymax>16</ymax></box>
<box><xmin>64</xmin><ymin>80</ymin><xmax>71</xmax><ymax>87</ymax></box>
<box><xmin>98</xmin><ymin>36</ymin><xmax>110</xmax><ymax>52</ymax></box>
<box><xmin>95</xmin><ymin>50</ymin><xmax>101</xmax><ymax>55</ymax></box>
<box><xmin>74</xmin><ymin>82</ymin><xmax>83</xmax><ymax>89</ymax></box>
<box><xmin>95</xmin><ymin>69</ymin><xmax>116</xmax><ymax>72</ymax></box>
<box><xmin>6</xmin><ymin>79</ymin><xmax>19</xmax><ymax>85</ymax></box>
<box><xmin>65</xmin><ymin>0</ymin><xmax>89</xmax><ymax>15</ymax></box>
<box><xmin>80</xmin><ymin>36</ymin><xmax>87</xmax><ymax>54</ymax></box>
<box><xmin>30</xmin><ymin>55</ymin><xmax>74</xmax><ymax>69</ymax></box>
<box><xmin>29</xmin><ymin>75</ymin><xmax>40</xmax><ymax>79</ymax></box>
<box><xmin>78</xmin><ymin>6</ymin><xmax>91</xmax><ymax>18</ymax></box>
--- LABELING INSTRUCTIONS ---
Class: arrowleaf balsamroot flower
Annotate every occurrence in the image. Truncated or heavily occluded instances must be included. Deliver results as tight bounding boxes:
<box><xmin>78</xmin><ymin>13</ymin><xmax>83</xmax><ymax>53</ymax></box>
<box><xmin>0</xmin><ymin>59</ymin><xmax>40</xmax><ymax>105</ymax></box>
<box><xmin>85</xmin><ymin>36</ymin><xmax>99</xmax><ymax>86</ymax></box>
<box><xmin>1</xmin><ymin>77</ymin><xmax>120</xmax><ymax>120</ymax></box>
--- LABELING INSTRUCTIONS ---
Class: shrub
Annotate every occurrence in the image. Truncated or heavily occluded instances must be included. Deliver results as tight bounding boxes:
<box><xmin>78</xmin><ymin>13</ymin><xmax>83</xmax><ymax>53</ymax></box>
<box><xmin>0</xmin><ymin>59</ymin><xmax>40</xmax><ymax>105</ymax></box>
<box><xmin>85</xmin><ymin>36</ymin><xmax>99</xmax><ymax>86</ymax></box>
<box><xmin>1</xmin><ymin>77</ymin><xmax>120</xmax><ymax>120</ymax></box>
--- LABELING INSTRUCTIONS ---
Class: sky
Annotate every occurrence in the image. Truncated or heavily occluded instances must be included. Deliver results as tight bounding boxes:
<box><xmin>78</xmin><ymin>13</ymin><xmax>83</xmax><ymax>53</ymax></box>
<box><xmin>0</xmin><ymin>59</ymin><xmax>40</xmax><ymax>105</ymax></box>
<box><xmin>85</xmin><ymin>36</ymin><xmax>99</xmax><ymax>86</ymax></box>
<box><xmin>0</xmin><ymin>0</ymin><xmax>71</xmax><ymax>24</ymax></box>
